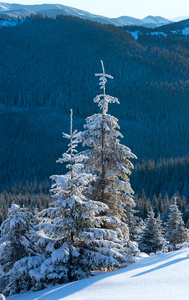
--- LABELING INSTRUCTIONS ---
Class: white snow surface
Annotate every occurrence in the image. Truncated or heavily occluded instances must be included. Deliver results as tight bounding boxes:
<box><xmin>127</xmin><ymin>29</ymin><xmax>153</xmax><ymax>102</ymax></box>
<box><xmin>7</xmin><ymin>248</ymin><xmax>189</xmax><ymax>300</ymax></box>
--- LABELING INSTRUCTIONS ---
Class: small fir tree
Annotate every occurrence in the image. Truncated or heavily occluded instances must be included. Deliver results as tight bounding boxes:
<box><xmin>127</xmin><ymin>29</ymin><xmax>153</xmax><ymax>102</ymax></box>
<box><xmin>0</xmin><ymin>203</ymin><xmax>37</xmax><ymax>273</ymax></box>
<box><xmin>165</xmin><ymin>197</ymin><xmax>188</xmax><ymax>249</ymax></box>
<box><xmin>0</xmin><ymin>203</ymin><xmax>38</xmax><ymax>295</ymax></box>
<box><xmin>139</xmin><ymin>208</ymin><xmax>164</xmax><ymax>254</ymax></box>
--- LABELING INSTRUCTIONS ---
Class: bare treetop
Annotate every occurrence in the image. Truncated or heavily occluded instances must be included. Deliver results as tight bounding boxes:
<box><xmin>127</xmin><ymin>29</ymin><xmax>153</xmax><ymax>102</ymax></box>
<box><xmin>95</xmin><ymin>60</ymin><xmax>114</xmax><ymax>95</ymax></box>
<box><xmin>94</xmin><ymin>60</ymin><xmax>119</xmax><ymax>114</ymax></box>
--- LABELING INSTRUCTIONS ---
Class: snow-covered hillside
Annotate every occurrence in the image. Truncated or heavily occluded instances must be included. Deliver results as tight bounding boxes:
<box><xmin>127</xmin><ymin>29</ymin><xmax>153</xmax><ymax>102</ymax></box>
<box><xmin>142</xmin><ymin>15</ymin><xmax>170</xmax><ymax>26</ymax></box>
<box><xmin>0</xmin><ymin>2</ymin><xmax>171</xmax><ymax>28</ymax></box>
<box><xmin>7</xmin><ymin>248</ymin><xmax>189</xmax><ymax>300</ymax></box>
<box><xmin>0</xmin><ymin>4</ymin><xmax>9</xmax><ymax>11</ymax></box>
<box><xmin>126</xmin><ymin>19</ymin><xmax>189</xmax><ymax>41</ymax></box>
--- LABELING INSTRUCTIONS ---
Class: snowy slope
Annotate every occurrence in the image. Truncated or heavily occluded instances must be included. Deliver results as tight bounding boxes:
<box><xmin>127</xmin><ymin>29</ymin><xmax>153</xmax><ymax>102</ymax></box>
<box><xmin>0</xmin><ymin>4</ymin><xmax>9</xmax><ymax>11</ymax></box>
<box><xmin>7</xmin><ymin>248</ymin><xmax>189</xmax><ymax>300</ymax></box>
<box><xmin>142</xmin><ymin>15</ymin><xmax>170</xmax><ymax>26</ymax></box>
<box><xmin>0</xmin><ymin>2</ymin><xmax>171</xmax><ymax>28</ymax></box>
<box><xmin>171</xmin><ymin>15</ymin><xmax>189</xmax><ymax>22</ymax></box>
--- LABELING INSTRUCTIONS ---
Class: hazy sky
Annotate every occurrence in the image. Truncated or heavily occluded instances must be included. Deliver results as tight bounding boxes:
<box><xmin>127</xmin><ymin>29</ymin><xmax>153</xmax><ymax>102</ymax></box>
<box><xmin>2</xmin><ymin>0</ymin><xmax>189</xmax><ymax>19</ymax></box>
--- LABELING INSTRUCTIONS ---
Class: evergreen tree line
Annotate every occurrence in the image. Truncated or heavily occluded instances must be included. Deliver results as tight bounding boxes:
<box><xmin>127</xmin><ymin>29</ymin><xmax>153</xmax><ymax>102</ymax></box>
<box><xmin>135</xmin><ymin>190</ymin><xmax>189</xmax><ymax>226</ymax></box>
<box><xmin>136</xmin><ymin>198</ymin><xmax>188</xmax><ymax>254</ymax></box>
<box><xmin>0</xmin><ymin>180</ymin><xmax>51</xmax><ymax>225</ymax></box>
<box><xmin>1</xmin><ymin>182</ymin><xmax>189</xmax><ymax>227</ymax></box>
<box><xmin>131</xmin><ymin>156</ymin><xmax>189</xmax><ymax>199</ymax></box>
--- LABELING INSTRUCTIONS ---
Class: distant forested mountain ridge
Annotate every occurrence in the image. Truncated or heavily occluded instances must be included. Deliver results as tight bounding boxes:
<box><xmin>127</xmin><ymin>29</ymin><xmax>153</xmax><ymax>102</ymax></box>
<box><xmin>122</xmin><ymin>17</ymin><xmax>189</xmax><ymax>36</ymax></box>
<box><xmin>0</xmin><ymin>15</ymin><xmax>189</xmax><ymax>198</ymax></box>
<box><xmin>0</xmin><ymin>2</ymin><xmax>171</xmax><ymax>27</ymax></box>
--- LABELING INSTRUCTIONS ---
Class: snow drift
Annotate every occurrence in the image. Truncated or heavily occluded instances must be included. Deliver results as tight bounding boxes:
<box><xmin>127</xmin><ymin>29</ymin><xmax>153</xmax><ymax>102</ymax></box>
<box><xmin>7</xmin><ymin>248</ymin><xmax>189</xmax><ymax>300</ymax></box>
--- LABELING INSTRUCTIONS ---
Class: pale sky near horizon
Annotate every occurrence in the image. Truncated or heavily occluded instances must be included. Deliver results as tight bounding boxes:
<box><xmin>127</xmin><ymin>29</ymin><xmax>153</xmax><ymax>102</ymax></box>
<box><xmin>2</xmin><ymin>0</ymin><xmax>189</xmax><ymax>19</ymax></box>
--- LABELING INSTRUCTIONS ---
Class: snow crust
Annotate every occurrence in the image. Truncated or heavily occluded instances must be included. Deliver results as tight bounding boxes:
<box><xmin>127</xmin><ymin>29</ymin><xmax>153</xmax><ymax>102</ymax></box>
<box><xmin>7</xmin><ymin>248</ymin><xmax>189</xmax><ymax>300</ymax></box>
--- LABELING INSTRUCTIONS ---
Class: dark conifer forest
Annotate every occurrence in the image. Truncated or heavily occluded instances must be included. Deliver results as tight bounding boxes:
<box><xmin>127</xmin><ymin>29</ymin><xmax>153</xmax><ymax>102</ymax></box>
<box><xmin>0</xmin><ymin>15</ymin><xmax>189</xmax><ymax>223</ymax></box>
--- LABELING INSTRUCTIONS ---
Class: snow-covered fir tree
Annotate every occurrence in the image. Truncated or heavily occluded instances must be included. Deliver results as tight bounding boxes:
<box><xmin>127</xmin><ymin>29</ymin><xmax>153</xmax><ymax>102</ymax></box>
<box><xmin>81</xmin><ymin>61</ymin><xmax>137</xmax><ymax>230</ymax></box>
<box><xmin>139</xmin><ymin>208</ymin><xmax>164</xmax><ymax>254</ymax></box>
<box><xmin>0</xmin><ymin>203</ymin><xmax>37</xmax><ymax>273</ymax></box>
<box><xmin>32</xmin><ymin>110</ymin><xmax>138</xmax><ymax>289</ymax></box>
<box><xmin>165</xmin><ymin>197</ymin><xmax>188</xmax><ymax>249</ymax></box>
<box><xmin>0</xmin><ymin>203</ymin><xmax>38</xmax><ymax>295</ymax></box>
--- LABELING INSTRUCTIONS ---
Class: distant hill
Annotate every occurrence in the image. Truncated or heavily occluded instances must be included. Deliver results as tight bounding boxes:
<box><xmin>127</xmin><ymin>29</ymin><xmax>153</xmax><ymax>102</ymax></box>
<box><xmin>171</xmin><ymin>15</ymin><xmax>189</xmax><ymax>22</ymax></box>
<box><xmin>157</xmin><ymin>17</ymin><xmax>189</xmax><ymax>32</ymax></box>
<box><xmin>123</xmin><ymin>17</ymin><xmax>189</xmax><ymax>40</ymax></box>
<box><xmin>0</xmin><ymin>2</ymin><xmax>172</xmax><ymax>28</ymax></box>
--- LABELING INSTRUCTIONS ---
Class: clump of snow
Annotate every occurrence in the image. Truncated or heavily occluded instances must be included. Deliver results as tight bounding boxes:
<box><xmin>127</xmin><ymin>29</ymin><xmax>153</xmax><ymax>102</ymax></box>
<box><xmin>6</xmin><ymin>248</ymin><xmax>189</xmax><ymax>300</ymax></box>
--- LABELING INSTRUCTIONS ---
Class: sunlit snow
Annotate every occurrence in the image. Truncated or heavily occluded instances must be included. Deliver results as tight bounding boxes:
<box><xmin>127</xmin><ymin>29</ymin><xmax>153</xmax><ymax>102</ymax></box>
<box><xmin>7</xmin><ymin>248</ymin><xmax>189</xmax><ymax>300</ymax></box>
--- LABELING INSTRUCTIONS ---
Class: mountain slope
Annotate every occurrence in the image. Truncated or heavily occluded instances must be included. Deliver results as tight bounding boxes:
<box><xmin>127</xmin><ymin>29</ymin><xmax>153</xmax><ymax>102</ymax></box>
<box><xmin>0</xmin><ymin>15</ymin><xmax>189</xmax><ymax>191</ymax></box>
<box><xmin>158</xmin><ymin>17</ymin><xmax>189</xmax><ymax>32</ymax></box>
<box><xmin>0</xmin><ymin>2</ymin><xmax>171</xmax><ymax>27</ymax></box>
<box><xmin>123</xmin><ymin>17</ymin><xmax>189</xmax><ymax>40</ymax></box>
<box><xmin>6</xmin><ymin>248</ymin><xmax>189</xmax><ymax>300</ymax></box>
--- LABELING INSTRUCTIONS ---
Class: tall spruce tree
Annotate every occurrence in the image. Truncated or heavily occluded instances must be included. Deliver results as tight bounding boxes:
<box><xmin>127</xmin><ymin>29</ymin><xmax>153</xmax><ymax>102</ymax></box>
<box><xmin>81</xmin><ymin>61</ymin><xmax>137</xmax><ymax>230</ymax></box>
<box><xmin>139</xmin><ymin>208</ymin><xmax>164</xmax><ymax>254</ymax></box>
<box><xmin>165</xmin><ymin>197</ymin><xmax>188</xmax><ymax>249</ymax></box>
<box><xmin>32</xmin><ymin>110</ymin><xmax>138</xmax><ymax>289</ymax></box>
